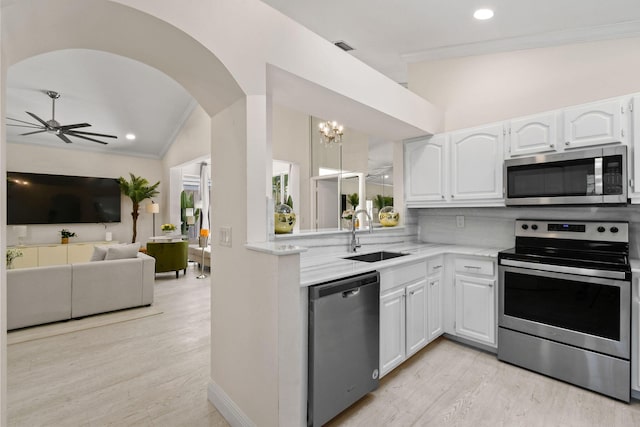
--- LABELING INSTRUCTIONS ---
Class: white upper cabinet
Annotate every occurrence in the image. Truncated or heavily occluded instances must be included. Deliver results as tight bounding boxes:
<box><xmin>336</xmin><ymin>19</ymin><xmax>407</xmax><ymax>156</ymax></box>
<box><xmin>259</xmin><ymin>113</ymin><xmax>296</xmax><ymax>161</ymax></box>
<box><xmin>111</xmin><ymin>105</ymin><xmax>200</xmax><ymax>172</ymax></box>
<box><xmin>449</xmin><ymin>124</ymin><xmax>504</xmax><ymax>202</ymax></box>
<box><xmin>631</xmin><ymin>96</ymin><xmax>640</xmax><ymax>199</ymax></box>
<box><xmin>563</xmin><ymin>99</ymin><xmax>624</xmax><ymax>149</ymax></box>
<box><xmin>507</xmin><ymin>112</ymin><xmax>559</xmax><ymax>157</ymax></box>
<box><xmin>404</xmin><ymin>135</ymin><xmax>448</xmax><ymax>203</ymax></box>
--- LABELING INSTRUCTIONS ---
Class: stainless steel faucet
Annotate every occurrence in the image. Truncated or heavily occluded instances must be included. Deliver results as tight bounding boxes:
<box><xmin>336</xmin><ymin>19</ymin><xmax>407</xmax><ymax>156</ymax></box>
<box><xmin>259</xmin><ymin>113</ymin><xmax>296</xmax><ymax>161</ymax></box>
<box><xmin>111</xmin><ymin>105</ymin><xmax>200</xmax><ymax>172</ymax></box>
<box><xmin>350</xmin><ymin>209</ymin><xmax>372</xmax><ymax>252</ymax></box>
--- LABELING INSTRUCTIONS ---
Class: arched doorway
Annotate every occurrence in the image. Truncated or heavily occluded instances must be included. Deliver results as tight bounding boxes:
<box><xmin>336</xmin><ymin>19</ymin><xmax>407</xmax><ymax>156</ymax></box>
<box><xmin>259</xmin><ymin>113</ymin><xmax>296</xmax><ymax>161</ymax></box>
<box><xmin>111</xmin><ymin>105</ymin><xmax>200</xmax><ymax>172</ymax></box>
<box><xmin>1</xmin><ymin>0</ymin><xmax>247</xmax><ymax>424</ymax></box>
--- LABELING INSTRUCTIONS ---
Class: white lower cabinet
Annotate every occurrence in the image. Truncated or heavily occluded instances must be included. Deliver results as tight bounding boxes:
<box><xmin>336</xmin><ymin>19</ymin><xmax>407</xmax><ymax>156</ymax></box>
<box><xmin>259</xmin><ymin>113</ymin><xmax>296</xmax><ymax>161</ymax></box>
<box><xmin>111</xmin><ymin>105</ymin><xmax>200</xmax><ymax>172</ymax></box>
<box><xmin>452</xmin><ymin>256</ymin><xmax>497</xmax><ymax>347</ymax></box>
<box><xmin>406</xmin><ymin>280</ymin><xmax>428</xmax><ymax>357</ymax></box>
<box><xmin>632</xmin><ymin>275</ymin><xmax>640</xmax><ymax>392</ymax></box>
<box><xmin>427</xmin><ymin>256</ymin><xmax>444</xmax><ymax>341</ymax></box>
<box><xmin>454</xmin><ymin>274</ymin><xmax>496</xmax><ymax>346</ymax></box>
<box><xmin>380</xmin><ymin>287</ymin><xmax>406</xmax><ymax>376</ymax></box>
<box><xmin>379</xmin><ymin>260</ymin><xmax>428</xmax><ymax>377</ymax></box>
<box><xmin>379</xmin><ymin>255</ymin><xmax>497</xmax><ymax>377</ymax></box>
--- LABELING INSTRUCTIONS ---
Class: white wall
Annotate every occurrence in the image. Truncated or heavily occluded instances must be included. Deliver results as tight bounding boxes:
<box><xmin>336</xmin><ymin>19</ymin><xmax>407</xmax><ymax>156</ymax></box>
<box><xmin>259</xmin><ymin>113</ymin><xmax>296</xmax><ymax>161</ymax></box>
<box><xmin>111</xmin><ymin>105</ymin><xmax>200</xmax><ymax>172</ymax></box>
<box><xmin>272</xmin><ymin>104</ymin><xmax>311</xmax><ymax>230</ymax></box>
<box><xmin>5</xmin><ymin>143</ymin><xmax>162</xmax><ymax>245</ymax></box>
<box><xmin>210</xmin><ymin>98</ymin><xmax>284</xmax><ymax>426</ymax></box>
<box><xmin>161</xmin><ymin>104</ymin><xmax>211</xmax><ymax>232</ymax></box>
<box><xmin>408</xmin><ymin>37</ymin><xmax>640</xmax><ymax>131</ymax></box>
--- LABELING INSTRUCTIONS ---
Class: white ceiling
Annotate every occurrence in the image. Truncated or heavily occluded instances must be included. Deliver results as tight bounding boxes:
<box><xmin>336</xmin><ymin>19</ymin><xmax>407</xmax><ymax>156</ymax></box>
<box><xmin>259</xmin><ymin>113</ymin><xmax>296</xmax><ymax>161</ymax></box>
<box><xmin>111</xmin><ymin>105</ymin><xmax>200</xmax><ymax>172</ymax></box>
<box><xmin>6</xmin><ymin>49</ymin><xmax>195</xmax><ymax>159</ymax></box>
<box><xmin>262</xmin><ymin>0</ymin><xmax>640</xmax><ymax>83</ymax></box>
<box><xmin>7</xmin><ymin>1</ymin><xmax>640</xmax><ymax>164</ymax></box>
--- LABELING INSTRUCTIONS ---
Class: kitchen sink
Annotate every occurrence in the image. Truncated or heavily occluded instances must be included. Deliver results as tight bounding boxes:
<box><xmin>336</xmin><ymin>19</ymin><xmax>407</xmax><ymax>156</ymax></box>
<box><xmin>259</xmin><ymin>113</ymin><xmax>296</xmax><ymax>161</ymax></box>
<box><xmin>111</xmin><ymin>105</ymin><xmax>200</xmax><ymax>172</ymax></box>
<box><xmin>343</xmin><ymin>251</ymin><xmax>408</xmax><ymax>263</ymax></box>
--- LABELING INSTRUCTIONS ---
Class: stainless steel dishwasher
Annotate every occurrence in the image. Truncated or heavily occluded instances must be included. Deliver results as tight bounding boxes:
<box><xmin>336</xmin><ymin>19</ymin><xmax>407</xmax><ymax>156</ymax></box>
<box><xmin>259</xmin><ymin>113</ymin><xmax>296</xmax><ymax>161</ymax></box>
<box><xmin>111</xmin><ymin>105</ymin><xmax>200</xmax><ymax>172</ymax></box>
<box><xmin>308</xmin><ymin>271</ymin><xmax>380</xmax><ymax>427</ymax></box>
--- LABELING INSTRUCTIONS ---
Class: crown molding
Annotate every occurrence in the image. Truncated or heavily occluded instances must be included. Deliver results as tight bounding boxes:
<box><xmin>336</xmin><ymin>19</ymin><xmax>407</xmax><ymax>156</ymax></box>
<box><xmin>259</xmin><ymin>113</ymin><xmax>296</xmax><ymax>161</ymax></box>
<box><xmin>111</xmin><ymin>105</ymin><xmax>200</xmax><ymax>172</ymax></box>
<box><xmin>402</xmin><ymin>20</ymin><xmax>640</xmax><ymax>63</ymax></box>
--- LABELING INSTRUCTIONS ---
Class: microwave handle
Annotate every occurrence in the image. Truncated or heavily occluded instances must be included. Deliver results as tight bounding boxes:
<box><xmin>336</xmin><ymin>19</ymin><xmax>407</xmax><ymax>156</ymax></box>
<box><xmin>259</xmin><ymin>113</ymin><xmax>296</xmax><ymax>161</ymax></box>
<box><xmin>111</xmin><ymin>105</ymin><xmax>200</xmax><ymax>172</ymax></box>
<box><xmin>594</xmin><ymin>157</ymin><xmax>603</xmax><ymax>195</ymax></box>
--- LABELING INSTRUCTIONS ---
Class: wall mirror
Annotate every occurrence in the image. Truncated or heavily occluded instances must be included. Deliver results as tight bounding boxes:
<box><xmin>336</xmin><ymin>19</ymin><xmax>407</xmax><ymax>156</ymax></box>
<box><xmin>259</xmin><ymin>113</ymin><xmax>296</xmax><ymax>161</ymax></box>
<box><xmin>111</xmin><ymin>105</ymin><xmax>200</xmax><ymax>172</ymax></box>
<box><xmin>271</xmin><ymin>104</ymin><xmax>395</xmax><ymax>235</ymax></box>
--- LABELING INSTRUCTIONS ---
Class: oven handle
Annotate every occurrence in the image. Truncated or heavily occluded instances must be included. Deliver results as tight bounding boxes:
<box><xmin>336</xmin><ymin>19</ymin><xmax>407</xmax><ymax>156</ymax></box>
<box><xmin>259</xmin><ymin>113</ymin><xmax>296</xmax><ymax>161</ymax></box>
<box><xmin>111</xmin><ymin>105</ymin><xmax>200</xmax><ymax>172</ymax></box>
<box><xmin>499</xmin><ymin>258</ymin><xmax>627</xmax><ymax>280</ymax></box>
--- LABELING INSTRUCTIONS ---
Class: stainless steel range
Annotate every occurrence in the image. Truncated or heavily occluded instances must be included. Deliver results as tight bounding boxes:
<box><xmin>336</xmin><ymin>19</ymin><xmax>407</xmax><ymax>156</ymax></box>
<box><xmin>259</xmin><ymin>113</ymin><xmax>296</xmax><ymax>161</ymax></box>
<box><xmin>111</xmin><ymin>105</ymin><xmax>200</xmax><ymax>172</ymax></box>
<box><xmin>498</xmin><ymin>219</ymin><xmax>631</xmax><ymax>402</ymax></box>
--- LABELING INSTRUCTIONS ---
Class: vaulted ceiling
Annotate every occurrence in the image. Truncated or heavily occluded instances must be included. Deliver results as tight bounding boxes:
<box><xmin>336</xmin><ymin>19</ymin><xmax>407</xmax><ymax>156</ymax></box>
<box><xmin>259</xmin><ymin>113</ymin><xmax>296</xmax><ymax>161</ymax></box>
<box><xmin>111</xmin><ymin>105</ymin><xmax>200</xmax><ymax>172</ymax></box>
<box><xmin>6</xmin><ymin>0</ymin><xmax>640</xmax><ymax>162</ymax></box>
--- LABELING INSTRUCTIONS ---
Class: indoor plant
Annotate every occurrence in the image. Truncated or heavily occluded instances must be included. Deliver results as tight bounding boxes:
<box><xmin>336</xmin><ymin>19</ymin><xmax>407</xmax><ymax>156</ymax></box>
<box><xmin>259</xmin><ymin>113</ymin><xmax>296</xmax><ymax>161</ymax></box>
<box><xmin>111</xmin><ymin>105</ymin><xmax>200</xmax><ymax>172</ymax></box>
<box><xmin>180</xmin><ymin>191</ymin><xmax>200</xmax><ymax>236</ymax></box>
<box><xmin>60</xmin><ymin>229</ymin><xmax>77</xmax><ymax>244</ymax></box>
<box><xmin>6</xmin><ymin>248</ymin><xmax>23</xmax><ymax>269</ymax></box>
<box><xmin>118</xmin><ymin>173</ymin><xmax>160</xmax><ymax>243</ymax></box>
<box><xmin>161</xmin><ymin>223</ymin><xmax>177</xmax><ymax>234</ymax></box>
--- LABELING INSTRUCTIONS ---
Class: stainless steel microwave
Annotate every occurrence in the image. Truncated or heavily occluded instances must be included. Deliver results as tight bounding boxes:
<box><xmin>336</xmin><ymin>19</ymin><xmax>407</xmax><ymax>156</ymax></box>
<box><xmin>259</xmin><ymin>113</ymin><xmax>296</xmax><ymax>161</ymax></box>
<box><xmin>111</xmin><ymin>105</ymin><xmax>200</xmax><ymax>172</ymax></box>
<box><xmin>504</xmin><ymin>145</ymin><xmax>627</xmax><ymax>206</ymax></box>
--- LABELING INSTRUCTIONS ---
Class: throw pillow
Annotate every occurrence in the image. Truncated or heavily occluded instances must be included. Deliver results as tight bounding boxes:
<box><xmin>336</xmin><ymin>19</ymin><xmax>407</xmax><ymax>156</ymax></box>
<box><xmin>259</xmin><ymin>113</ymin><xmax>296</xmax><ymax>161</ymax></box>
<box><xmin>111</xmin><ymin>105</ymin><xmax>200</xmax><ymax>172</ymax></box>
<box><xmin>105</xmin><ymin>243</ymin><xmax>141</xmax><ymax>260</ymax></box>
<box><xmin>90</xmin><ymin>245</ymin><xmax>109</xmax><ymax>261</ymax></box>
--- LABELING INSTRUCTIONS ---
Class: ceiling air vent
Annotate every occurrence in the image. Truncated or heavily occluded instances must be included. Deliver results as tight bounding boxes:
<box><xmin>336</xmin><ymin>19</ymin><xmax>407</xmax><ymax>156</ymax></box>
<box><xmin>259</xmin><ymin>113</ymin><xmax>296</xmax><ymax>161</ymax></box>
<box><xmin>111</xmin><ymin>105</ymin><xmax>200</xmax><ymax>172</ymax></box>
<box><xmin>334</xmin><ymin>41</ymin><xmax>354</xmax><ymax>52</ymax></box>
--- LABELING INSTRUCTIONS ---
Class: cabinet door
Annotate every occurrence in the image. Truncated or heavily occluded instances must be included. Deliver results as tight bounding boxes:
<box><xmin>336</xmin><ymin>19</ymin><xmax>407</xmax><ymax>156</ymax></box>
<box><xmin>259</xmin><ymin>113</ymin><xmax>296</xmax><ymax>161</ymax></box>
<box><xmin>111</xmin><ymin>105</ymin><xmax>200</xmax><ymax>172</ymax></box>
<box><xmin>380</xmin><ymin>287</ymin><xmax>406</xmax><ymax>377</ymax></box>
<box><xmin>455</xmin><ymin>274</ymin><xmax>496</xmax><ymax>346</ymax></box>
<box><xmin>427</xmin><ymin>274</ymin><xmax>443</xmax><ymax>342</ymax></box>
<box><xmin>406</xmin><ymin>280</ymin><xmax>428</xmax><ymax>357</ymax></box>
<box><xmin>450</xmin><ymin>124</ymin><xmax>504</xmax><ymax>201</ymax></box>
<box><xmin>508</xmin><ymin>112</ymin><xmax>558</xmax><ymax>157</ymax></box>
<box><xmin>405</xmin><ymin>135</ymin><xmax>448</xmax><ymax>202</ymax></box>
<box><xmin>11</xmin><ymin>247</ymin><xmax>38</xmax><ymax>269</ymax></box>
<box><xmin>631</xmin><ymin>96</ymin><xmax>640</xmax><ymax>199</ymax></box>
<box><xmin>633</xmin><ymin>276</ymin><xmax>640</xmax><ymax>392</ymax></box>
<box><xmin>38</xmin><ymin>245</ymin><xmax>67</xmax><ymax>266</ymax></box>
<box><xmin>67</xmin><ymin>243</ymin><xmax>96</xmax><ymax>263</ymax></box>
<box><xmin>563</xmin><ymin>99</ymin><xmax>624</xmax><ymax>149</ymax></box>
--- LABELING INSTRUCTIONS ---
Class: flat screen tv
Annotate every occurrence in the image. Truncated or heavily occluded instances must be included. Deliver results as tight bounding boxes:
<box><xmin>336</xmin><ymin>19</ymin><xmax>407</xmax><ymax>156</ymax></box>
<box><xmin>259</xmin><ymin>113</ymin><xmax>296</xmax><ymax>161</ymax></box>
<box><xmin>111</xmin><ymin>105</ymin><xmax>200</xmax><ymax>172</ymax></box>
<box><xmin>7</xmin><ymin>172</ymin><xmax>121</xmax><ymax>225</ymax></box>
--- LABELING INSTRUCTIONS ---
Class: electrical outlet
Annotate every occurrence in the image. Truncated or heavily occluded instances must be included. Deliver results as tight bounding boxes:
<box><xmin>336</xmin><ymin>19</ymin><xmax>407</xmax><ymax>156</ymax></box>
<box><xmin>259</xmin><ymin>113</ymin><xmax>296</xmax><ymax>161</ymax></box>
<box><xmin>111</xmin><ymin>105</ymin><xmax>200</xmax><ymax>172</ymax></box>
<box><xmin>456</xmin><ymin>216</ymin><xmax>465</xmax><ymax>228</ymax></box>
<box><xmin>219</xmin><ymin>226</ymin><xmax>232</xmax><ymax>247</ymax></box>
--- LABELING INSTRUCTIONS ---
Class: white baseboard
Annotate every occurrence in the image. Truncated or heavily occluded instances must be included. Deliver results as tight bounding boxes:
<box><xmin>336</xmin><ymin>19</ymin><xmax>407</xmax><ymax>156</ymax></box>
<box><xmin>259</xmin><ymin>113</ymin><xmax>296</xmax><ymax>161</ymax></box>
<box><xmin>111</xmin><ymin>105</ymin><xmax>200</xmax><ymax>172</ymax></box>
<box><xmin>208</xmin><ymin>381</ymin><xmax>256</xmax><ymax>427</ymax></box>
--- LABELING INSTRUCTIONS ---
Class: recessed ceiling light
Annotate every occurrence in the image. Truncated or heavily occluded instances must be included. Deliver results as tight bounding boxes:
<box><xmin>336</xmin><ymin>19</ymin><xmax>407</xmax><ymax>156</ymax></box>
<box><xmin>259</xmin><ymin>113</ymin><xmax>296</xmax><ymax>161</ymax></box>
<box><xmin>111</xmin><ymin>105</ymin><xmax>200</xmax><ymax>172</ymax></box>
<box><xmin>473</xmin><ymin>8</ymin><xmax>494</xmax><ymax>20</ymax></box>
<box><xmin>125</xmin><ymin>133</ymin><xmax>136</xmax><ymax>140</ymax></box>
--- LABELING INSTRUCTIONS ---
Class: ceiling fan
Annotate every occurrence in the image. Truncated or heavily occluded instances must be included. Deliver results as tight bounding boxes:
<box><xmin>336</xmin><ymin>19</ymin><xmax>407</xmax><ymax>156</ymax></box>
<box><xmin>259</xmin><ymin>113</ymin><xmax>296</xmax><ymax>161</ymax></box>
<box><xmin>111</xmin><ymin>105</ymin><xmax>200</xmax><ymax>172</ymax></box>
<box><xmin>7</xmin><ymin>90</ymin><xmax>117</xmax><ymax>145</ymax></box>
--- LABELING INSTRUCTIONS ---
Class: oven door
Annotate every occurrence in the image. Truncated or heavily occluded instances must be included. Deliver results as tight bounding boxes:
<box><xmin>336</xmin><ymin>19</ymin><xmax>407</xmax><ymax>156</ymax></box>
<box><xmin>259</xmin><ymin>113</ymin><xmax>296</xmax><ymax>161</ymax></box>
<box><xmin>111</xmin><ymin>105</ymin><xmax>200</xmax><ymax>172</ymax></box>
<box><xmin>499</xmin><ymin>262</ymin><xmax>630</xmax><ymax>359</ymax></box>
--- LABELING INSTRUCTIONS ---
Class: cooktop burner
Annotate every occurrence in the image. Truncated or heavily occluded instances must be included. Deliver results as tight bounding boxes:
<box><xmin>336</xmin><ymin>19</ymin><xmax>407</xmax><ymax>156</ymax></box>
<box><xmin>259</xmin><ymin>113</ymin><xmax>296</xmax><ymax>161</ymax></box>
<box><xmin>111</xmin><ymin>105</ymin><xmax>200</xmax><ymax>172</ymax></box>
<box><xmin>499</xmin><ymin>219</ymin><xmax>630</xmax><ymax>273</ymax></box>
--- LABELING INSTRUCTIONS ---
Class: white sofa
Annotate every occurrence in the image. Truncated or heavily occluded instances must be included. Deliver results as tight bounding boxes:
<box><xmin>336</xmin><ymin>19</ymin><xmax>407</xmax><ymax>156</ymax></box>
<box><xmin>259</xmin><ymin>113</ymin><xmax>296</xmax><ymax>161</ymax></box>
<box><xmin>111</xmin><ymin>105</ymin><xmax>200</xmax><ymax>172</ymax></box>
<box><xmin>7</xmin><ymin>253</ymin><xmax>155</xmax><ymax>330</ymax></box>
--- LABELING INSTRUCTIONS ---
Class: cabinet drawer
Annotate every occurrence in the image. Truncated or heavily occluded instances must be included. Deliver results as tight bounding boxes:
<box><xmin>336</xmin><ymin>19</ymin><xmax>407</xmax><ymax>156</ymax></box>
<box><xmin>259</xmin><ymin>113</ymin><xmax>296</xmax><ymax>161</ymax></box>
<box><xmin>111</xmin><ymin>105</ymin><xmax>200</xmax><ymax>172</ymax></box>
<box><xmin>454</xmin><ymin>257</ymin><xmax>494</xmax><ymax>276</ymax></box>
<box><xmin>427</xmin><ymin>256</ymin><xmax>444</xmax><ymax>276</ymax></box>
<box><xmin>380</xmin><ymin>261</ymin><xmax>426</xmax><ymax>293</ymax></box>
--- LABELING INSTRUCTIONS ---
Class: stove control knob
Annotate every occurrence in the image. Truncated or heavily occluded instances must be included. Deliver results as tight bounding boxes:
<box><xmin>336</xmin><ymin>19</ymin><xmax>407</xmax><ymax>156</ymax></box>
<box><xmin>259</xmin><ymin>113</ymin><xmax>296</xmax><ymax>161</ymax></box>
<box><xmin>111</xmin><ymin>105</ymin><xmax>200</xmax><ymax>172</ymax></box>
<box><xmin>521</xmin><ymin>224</ymin><xmax>529</xmax><ymax>230</ymax></box>
<box><xmin>610</xmin><ymin>226</ymin><xmax>619</xmax><ymax>233</ymax></box>
<box><xmin>597</xmin><ymin>226</ymin><xmax>605</xmax><ymax>233</ymax></box>
<box><xmin>531</xmin><ymin>224</ymin><xmax>538</xmax><ymax>230</ymax></box>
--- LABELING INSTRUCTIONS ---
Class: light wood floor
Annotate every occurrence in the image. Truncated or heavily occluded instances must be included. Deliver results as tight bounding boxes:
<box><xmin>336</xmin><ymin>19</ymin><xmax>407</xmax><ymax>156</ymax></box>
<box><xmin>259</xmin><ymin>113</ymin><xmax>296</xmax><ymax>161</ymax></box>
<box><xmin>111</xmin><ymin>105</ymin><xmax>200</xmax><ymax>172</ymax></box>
<box><xmin>8</xmin><ymin>265</ymin><xmax>229</xmax><ymax>427</ymax></box>
<box><xmin>328</xmin><ymin>338</ymin><xmax>640</xmax><ymax>427</ymax></box>
<box><xmin>8</xmin><ymin>266</ymin><xmax>640</xmax><ymax>426</ymax></box>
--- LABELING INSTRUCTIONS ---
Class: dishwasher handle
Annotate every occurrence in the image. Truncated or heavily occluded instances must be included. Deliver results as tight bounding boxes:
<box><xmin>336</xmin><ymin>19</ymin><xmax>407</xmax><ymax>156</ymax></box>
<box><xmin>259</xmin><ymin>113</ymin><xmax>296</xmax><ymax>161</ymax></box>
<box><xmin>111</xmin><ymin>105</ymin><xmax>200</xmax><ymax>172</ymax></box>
<box><xmin>342</xmin><ymin>288</ymin><xmax>360</xmax><ymax>298</ymax></box>
<box><xmin>309</xmin><ymin>271</ymin><xmax>379</xmax><ymax>300</ymax></box>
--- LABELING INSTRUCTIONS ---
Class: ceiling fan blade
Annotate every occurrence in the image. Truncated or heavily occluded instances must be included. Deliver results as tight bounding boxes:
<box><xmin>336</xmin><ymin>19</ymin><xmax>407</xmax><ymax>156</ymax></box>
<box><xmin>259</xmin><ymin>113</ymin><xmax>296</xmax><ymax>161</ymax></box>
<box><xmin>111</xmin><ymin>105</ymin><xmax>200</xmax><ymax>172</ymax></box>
<box><xmin>56</xmin><ymin>133</ymin><xmax>73</xmax><ymax>144</ymax></box>
<box><xmin>7</xmin><ymin>124</ymin><xmax>44</xmax><ymax>129</ymax></box>
<box><xmin>20</xmin><ymin>129</ymin><xmax>47</xmax><ymax>136</ymax></box>
<box><xmin>7</xmin><ymin>117</ymin><xmax>41</xmax><ymax>126</ymax></box>
<box><xmin>26</xmin><ymin>111</ymin><xmax>50</xmax><ymax>127</ymax></box>
<box><xmin>67</xmin><ymin>133</ymin><xmax>108</xmax><ymax>145</ymax></box>
<box><xmin>67</xmin><ymin>130</ymin><xmax>118</xmax><ymax>139</ymax></box>
<box><xmin>59</xmin><ymin>123</ymin><xmax>91</xmax><ymax>130</ymax></box>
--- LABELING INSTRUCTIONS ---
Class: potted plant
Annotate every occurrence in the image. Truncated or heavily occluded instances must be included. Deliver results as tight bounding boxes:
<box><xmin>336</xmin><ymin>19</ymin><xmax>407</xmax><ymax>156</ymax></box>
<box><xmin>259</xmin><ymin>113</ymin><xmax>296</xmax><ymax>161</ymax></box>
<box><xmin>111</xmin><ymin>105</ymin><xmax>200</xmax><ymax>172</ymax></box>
<box><xmin>60</xmin><ymin>229</ymin><xmax>77</xmax><ymax>244</ymax></box>
<box><xmin>118</xmin><ymin>173</ymin><xmax>160</xmax><ymax>243</ymax></box>
<box><xmin>6</xmin><ymin>248</ymin><xmax>23</xmax><ymax>269</ymax></box>
<box><xmin>161</xmin><ymin>223</ymin><xmax>177</xmax><ymax>235</ymax></box>
<box><xmin>347</xmin><ymin>193</ymin><xmax>359</xmax><ymax>210</ymax></box>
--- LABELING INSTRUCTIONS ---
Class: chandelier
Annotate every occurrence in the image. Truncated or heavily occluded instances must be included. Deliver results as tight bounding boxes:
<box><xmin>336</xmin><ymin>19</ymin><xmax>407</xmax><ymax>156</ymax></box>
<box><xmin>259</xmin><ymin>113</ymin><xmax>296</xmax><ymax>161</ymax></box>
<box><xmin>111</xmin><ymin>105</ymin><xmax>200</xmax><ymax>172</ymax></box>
<box><xmin>318</xmin><ymin>120</ymin><xmax>344</xmax><ymax>146</ymax></box>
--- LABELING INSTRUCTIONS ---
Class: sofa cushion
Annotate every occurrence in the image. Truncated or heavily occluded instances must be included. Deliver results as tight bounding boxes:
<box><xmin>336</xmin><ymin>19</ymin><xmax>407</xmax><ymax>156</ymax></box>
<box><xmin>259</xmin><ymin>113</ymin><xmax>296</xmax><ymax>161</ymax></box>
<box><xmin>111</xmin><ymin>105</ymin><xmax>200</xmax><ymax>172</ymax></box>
<box><xmin>105</xmin><ymin>243</ymin><xmax>140</xmax><ymax>260</ymax></box>
<box><xmin>7</xmin><ymin>265</ymin><xmax>72</xmax><ymax>330</ymax></box>
<box><xmin>90</xmin><ymin>245</ymin><xmax>109</xmax><ymax>261</ymax></box>
<box><xmin>72</xmin><ymin>257</ymin><xmax>144</xmax><ymax>317</ymax></box>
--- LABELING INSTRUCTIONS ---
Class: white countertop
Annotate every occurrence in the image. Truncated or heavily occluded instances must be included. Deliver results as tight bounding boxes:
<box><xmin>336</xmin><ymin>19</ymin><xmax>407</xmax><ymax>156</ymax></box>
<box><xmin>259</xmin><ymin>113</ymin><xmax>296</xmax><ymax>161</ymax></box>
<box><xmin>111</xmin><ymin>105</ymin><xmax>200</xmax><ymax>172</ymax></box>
<box><xmin>300</xmin><ymin>242</ymin><xmax>506</xmax><ymax>287</ymax></box>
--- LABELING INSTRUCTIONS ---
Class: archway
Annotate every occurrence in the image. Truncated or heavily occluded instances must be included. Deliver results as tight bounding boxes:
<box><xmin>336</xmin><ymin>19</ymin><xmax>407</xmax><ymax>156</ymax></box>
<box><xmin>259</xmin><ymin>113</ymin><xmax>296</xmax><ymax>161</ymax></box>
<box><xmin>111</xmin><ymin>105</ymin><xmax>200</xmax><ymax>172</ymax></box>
<box><xmin>1</xmin><ymin>0</ymin><xmax>247</xmax><ymax>424</ymax></box>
